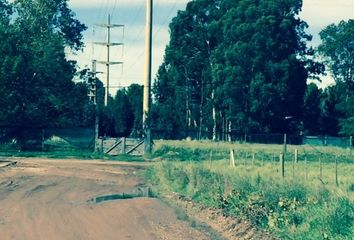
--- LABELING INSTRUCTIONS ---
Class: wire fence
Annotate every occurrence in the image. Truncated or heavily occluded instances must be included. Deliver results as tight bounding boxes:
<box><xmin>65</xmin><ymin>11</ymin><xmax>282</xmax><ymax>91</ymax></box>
<box><xmin>225</xmin><ymin>145</ymin><xmax>353</xmax><ymax>189</ymax></box>
<box><xmin>0</xmin><ymin>127</ymin><xmax>95</xmax><ymax>151</ymax></box>
<box><xmin>152</xmin><ymin>129</ymin><xmax>353</xmax><ymax>149</ymax></box>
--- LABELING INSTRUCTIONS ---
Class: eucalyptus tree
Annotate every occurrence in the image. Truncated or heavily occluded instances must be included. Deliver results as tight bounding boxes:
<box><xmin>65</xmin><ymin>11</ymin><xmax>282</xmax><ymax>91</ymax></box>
<box><xmin>319</xmin><ymin>20</ymin><xmax>354</xmax><ymax>135</ymax></box>
<box><xmin>153</xmin><ymin>0</ymin><xmax>321</xmax><ymax>139</ymax></box>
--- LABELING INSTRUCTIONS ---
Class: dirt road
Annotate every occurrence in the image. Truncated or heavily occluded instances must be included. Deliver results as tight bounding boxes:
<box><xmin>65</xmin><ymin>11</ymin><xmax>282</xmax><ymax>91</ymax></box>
<box><xmin>0</xmin><ymin>158</ymin><xmax>214</xmax><ymax>240</ymax></box>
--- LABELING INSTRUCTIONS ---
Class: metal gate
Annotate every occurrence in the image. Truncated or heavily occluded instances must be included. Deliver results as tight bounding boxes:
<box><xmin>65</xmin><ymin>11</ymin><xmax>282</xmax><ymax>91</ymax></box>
<box><xmin>100</xmin><ymin>137</ymin><xmax>144</xmax><ymax>156</ymax></box>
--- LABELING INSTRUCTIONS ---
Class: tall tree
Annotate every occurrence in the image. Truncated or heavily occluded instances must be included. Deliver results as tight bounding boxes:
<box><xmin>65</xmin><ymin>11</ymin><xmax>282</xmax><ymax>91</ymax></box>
<box><xmin>152</xmin><ymin>0</ymin><xmax>221</xmax><ymax>139</ymax></box>
<box><xmin>303</xmin><ymin>83</ymin><xmax>322</xmax><ymax>135</ymax></box>
<box><xmin>112</xmin><ymin>89</ymin><xmax>134</xmax><ymax>137</ymax></box>
<box><xmin>320</xmin><ymin>86</ymin><xmax>341</xmax><ymax>136</ymax></box>
<box><xmin>211</xmin><ymin>0</ymin><xmax>317</xmax><ymax>135</ymax></box>
<box><xmin>319</xmin><ymin>20</ymin><xmax>354</xmax><ymax>135</ymax></box>
<box><xmin>153</xmin><ymin>0</ymin><xmax>320</xmax><ymax>139</ymax></box>
<box><xmin>126</xmin><ymin>84</ymin><xmax>143</xmax><ymax>137</ymax></box>
<box><xmin>0</xmin><ymin>0</ymin><xmax>87</xmax><ymax>148</ymax></box>
<box><xmin>319</xmin><ymin>20</ymin><xmax>354</xmax><ymax>84</ymax></box>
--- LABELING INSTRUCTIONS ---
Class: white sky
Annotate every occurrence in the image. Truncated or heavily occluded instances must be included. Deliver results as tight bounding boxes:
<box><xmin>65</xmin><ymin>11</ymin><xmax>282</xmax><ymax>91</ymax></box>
<box><xmin>68</xmin><ymin>0</ymin><xmax>354</xmax><ymax>93</ymax></box>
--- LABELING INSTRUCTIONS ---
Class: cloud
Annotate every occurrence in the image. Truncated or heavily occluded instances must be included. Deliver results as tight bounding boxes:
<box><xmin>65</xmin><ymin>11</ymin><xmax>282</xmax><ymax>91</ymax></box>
<box><xmin>301</xmin><ymin>0</ymin><xmax>354</xmax><ymax>38</ymax></box>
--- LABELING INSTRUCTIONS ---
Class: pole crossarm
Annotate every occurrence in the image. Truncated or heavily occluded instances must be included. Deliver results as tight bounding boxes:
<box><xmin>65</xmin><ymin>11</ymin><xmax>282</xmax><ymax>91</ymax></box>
<box><xmin>95</xmin><ymin>24</ymin><xmax>124</xmax><ymax>28</ymax></box>
<box><xmin>93</xmin><ymin>42</ymin><xmax>124</xmax><ymax>47</ymax></box>
<box><xmin>95</xmin><ymin>61</ymin><xmax>123</xmax><ymax>65</ymax></box>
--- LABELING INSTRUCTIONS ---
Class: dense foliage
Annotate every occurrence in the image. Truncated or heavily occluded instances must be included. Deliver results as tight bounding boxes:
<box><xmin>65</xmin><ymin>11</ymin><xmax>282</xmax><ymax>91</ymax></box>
<box><xmin>0</xmin><ymin>0</ymin><xmax>92</xmax><ymax>148</ymax></box>
<box><xmin>100</xmin><ymin>84</ymin><xmax>143</xmax><ymax>138</ymax></box>
<box><xmin>152</xmin><ymin>0</ymin><xmax>323</xmax><ymax>139</ymax></box>
<box><xmin>318</xmin><ymin>20</ymin><xmax>354</xmax><ymax>135</ymax></box>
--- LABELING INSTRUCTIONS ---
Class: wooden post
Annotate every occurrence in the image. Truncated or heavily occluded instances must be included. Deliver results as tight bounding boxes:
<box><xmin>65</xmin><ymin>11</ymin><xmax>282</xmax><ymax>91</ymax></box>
<box><xmin>335</xmin><ymin>156</ymin><xmax>339</xmax><ymax>186</ymax></box>
<box><xmin>324</xmin><ymin>135</ymin><xmax>328</xmax><ymax>146</ymax></box>
<box><xmin>283</xmin><ymin>133</ymin><xmax>287</xmax><ymax>155</ymax></box>
<box><xmin>122</xmin><ymin>137</ymin><xmax>126</xmax><ymax>154</ymax></box>
<box><xmin>294</xmin><ymin>149</ymin><xmax>298</xmax><ymax>163</ymax></box>
<box><xmin>280</xmin><ymin>154</ymin><xmax>285</xmax><ymax>177</ymax></box>
<box><xmin>319</xmin><ymin>156</ymin><xmax>322</xmax><ymax>179</ymax></box>
<box><xmin>305</xmin><ymin>156</ymin><xmax>308</xmax><ymax>181</ymax></box>
<box><xmin>230</xmin><ymin>149</ymin><xmax>235</xmax><ymax>168</ymax></box>
<box><xmin>209</xmin><ymin>151</ymin><xmax>213</xmax><ymax>169</ymax></box>
<box><xmin>41</xmin><ymin>129</ymin><xmax>45</xmax><ymax>151</ymax></box>
<box><xmin>100</xmin><ymin>137</ymin><xmax>104</xmax><ymax>153</ymax></box>
<box><xmin>292</xmin><ymin>153</ymin><xmax>295</xmax><ymax>178</ymax></box>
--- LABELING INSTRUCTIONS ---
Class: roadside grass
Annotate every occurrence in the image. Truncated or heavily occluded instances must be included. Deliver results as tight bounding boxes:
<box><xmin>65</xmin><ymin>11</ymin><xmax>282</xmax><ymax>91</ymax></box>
<box><xmin>145</xmin><ymin>140</ymin><xmax>354</xmax><ymax>239</ymax></box>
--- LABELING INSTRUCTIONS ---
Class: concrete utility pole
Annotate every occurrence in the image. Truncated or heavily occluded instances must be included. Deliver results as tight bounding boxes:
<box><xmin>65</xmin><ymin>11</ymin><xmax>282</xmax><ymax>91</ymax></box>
<box><xmin>143</xmin><ymin>0</ymin><xmax>153</xmax><ymax>154</ymax></box>
<box><xmin>91</xmin><ymin>60</ymin><xmax>100</xmax><ymax>152</ymax></box>
<box><xmin>94</xmin><ymin>14</ymin><xmax>124</xmax><ymax>106</ymax></box>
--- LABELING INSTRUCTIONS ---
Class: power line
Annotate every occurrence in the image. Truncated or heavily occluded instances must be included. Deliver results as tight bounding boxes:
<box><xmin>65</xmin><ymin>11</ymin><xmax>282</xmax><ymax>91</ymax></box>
<box><xmin>111</xmin><ymin>0</ymin><xmax>119</xmax><ymax>18</ymax></box>
<box><xmin>153</xmin><ymin>0</ymin><xmax>179</xmax><ymax>37</ymax></box>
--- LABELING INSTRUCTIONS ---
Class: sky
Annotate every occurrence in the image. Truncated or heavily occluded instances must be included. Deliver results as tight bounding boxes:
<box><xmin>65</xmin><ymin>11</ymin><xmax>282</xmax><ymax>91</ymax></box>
<box><xmin>68</xmin><ymin>0</ymin><xmax>354</xmax><ymax>93</ymax></box>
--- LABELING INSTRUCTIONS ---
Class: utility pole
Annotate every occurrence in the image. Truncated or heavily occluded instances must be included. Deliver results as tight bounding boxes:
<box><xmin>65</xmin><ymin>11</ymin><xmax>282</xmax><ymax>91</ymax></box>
<box><xmin>91</xmin><ymin>60</ymin><xmax>100</xmax><ymax>152</ymax></box>
<box><xmin>94</xmin><ymin>14</ymin><xmax>124</xmax><ymax>106</ymax></box>
<box><xmin>143</xmin><ymin>0</ymin><xmax>153</xmax><ymax>154</ymax></box>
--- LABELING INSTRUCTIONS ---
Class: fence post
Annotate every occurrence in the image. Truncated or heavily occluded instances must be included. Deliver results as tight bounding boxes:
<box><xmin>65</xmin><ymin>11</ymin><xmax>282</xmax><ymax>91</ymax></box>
<box><xmin>335</xmin><ymin>156</ymin><xmax>339</xmax><ymax>186</ymax></box>
<box><xmin>252</xmin><ymin>153</ymin><xmax>255</xmax><ymax>166</ymax></box>
<box><xmin>292</xmin><ymin>153</ymin><xmax>295</xmax><ymax>178</ymax></box>
<box><xmin>122</xmin><ymin>137</ymin><xmax>126</xmax><ymax>154</ymax></box>
<box><xmin>324</xmin><ymin>135</ymin><xmax>328</xmax><ymax>146</ymax></box>
<box><xmin>283</xmin><ymin>133</ymin><xmax>287</xmax><ymax>155</ymax></box>
<box><xmin>294</xmin><ymin>149</ymin><xmax>298</xmax><ymax>163</ymax></box>
<box><xmin>280</xmin><ymin>154</ymin><xmax>285</xmax><ymax>177</ymax></box>
<box><xmin>319</xmin><ymin>156</ymin><xmax>322</xmax><ymax>179</ymax></box>
<box><xmin>230</xmin><ymin>149</ymin><xmax>235</xmax><ymax>168</ymax></box>
<box><xmin>305</xmin><ymin>156</ymin><xmax>308</xmax><ymax>181</ymax></box>
<box><xmin>41</xmin><ymin>129</ymin><xmax>45</xmax><ymax>151</ymax></box>
<box><xmin>209</xmin><ymin>151</ymin><xmax>213</xmax><ymax>169</ymax></box>
<box><xmin>100</xmin><ymin>137</ymin><xmax>104</xmax><ymax>153</ymax></box>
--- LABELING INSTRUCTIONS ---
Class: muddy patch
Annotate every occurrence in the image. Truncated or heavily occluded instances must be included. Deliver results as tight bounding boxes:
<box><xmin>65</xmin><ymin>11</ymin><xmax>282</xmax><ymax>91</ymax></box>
<box><xmin>88</xmin><ymin>186</ymin><xmax>154</xmax><ymax>204</ymax></box>
<box><xmin>0</xmin><ymin>160</ymin><xmax>17</xmax><ymax>168</ymax></box>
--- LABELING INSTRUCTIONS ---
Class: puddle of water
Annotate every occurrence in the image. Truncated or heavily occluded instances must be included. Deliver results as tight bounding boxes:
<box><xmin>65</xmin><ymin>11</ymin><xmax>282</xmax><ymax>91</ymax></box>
<box><xmin>88</xmin><ymin>187</ymin><xmax>155</xmax><ymax>204</ymax></box>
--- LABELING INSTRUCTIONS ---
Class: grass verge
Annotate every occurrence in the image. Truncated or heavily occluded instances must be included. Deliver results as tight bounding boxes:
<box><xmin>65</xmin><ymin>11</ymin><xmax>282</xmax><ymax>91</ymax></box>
<box><xmin>145</xmin><ymin>141</ymin><xmax>354</xmax><ymax>239</ymax></box>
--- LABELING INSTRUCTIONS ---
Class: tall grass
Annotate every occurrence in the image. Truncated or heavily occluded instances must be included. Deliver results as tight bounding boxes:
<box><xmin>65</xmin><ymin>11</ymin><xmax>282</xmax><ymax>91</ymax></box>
<box><xmin>146</xmin><ymin>141</ymin><xmax>354</xmax><ymax>239</ymax></box>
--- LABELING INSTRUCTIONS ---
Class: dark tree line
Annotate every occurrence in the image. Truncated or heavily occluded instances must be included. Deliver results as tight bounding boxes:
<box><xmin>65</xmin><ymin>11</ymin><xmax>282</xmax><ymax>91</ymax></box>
<box><xmin>1</xmin><ymin>0</ymin><xmax>352</xmax><ymax>148</ymax></box>
<box><xmin>0</xmin><ymin>0</ymin><xmax>93</xmax><ymax>148</ymax></box>
<box><xmin>148</xmin><ymin>0</ymin><xmax>354</xmax><ymax>139</ymax></box>
<box><xmin>99</xmin><ymin>84</ymin><xmax>143</xmax><ymax>138</ymax></box>
<box><xmin>151</xmin><ymin>0</ymin><xmax>323</xmax><ymax>139</ymax></box>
